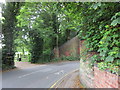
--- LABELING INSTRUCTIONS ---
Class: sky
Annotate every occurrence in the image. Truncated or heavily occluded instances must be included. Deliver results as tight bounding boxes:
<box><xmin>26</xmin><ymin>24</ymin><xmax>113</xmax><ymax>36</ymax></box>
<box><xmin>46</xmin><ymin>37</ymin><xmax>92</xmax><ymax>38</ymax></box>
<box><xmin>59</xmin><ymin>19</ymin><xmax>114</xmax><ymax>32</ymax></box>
<box><xmin>0</xmin><ymin>0</ymin><xmax>5</xmax><ymax>49</ymax></box>
<box><xmin>0</xmin><ymin>0</ymin><xmax>5</xmax><ymax>18</ymax></box>
<box><xmin>0</xmin><ymin>0</ymin><xmax>5</xmax><ymax>3</ymax></box>
<box><xmin>0</xmin><ymin>8</ymin><xmax>1</xmax><ymax>18</ymax></box>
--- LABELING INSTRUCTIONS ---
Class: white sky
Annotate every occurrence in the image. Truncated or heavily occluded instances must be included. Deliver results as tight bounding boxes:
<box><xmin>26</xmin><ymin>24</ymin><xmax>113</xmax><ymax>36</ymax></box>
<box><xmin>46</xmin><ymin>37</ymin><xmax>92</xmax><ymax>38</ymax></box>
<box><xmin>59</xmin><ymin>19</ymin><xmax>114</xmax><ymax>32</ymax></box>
<box><xmin>0</xmin><ymin>0</ymin><xmax>5</xmax><ymax>48</ymax></box>
<box><xmin>0</xmin><ymin>0</ymin><xmax>5</xmax><ymax>18</ymax></box>
<box><xmin>0</xmin><ymin>8</ymin><xmax>1</xmax><ymax>18</ymax></box>
<box><xmin>0</xmin><ymin>7</ymin><xmax>2</xmax><ymax>18</ymax></box>
<box><xmin>0</xmin><ymin>0</ymin><xmax>5</xmax><ymax>3</ymax></box>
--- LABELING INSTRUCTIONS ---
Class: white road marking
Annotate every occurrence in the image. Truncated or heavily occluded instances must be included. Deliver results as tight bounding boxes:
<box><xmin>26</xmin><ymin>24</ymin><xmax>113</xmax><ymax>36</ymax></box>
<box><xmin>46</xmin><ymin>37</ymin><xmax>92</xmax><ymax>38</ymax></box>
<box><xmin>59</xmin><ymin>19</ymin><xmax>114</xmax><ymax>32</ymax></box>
<box><xmin>18</xmin><ymin>68</ymin><xmax>52</xmax><ymax>78</ymax></box>
<box><xmin>55</xmin><ymin>72</ymin><xmax>60</xmax><ymax>75</ymax></box>
<box><xmin>18</xmin><ymin>70</ymin><xmax>43</xmax><ymax>78</ymax></box>
<box><xmin>54</xmin><ymin>70</ymin><xmax>64</xmax><ymax>75</ymax></box>
<box><xmin>60</xmin><ymin>70</ymin><xmax>64</xmax><ymax>74</ymax></box>
<box><xmin>46</xmin><ymin>76</ymin><xmax>49</xmax><ymax>79</ymax></box>
<box><xmin>41</xmin><ymin>68</ymin><xmax>52</xmax><ymax>72</ymax></box>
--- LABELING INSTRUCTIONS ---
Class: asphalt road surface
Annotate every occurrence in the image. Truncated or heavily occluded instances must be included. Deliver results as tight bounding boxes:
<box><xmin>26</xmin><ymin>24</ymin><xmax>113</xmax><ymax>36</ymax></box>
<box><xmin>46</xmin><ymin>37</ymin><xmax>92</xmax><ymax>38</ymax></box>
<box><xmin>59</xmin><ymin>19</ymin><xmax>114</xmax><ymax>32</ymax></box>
<box><xmin>2</xmin><ymin>61</ymin><xmax>79</xmax><ymax>88</ymax></box>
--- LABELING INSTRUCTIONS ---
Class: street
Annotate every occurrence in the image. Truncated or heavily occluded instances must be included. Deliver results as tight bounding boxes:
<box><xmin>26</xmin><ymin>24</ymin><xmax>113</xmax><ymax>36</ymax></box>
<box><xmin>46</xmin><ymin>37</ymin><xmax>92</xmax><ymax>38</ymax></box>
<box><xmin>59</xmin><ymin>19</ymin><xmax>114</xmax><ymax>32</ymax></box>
<box><xmin>2</xmin><ymin>61</ymin><xmax>79</xmax><ymax>88</ymax></box>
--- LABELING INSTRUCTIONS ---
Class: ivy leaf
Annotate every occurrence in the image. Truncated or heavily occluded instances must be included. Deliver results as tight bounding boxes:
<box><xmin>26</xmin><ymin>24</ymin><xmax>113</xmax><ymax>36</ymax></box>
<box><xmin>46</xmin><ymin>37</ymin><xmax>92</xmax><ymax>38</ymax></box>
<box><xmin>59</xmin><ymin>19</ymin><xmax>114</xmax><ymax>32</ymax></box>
<box><xmin>115</xmin><ymin>12</ymin><xmax>120</xmax><ymax>16</ymax></box>
<box><xmin>111</xmin><ymin>12</ymin><xmax>120</xmax><ymax>20</ymax></box>
<box><xmin>105</xmin><ymin>56</ymin><xmax>114</xmax><ymax>62</ymax></box>
<box><xmin>111</xmin><ymin>17</ymin><xmax>120</xmax><ymax>26</ymax></box>
<box><xmin>92</xmin><ymin>3</ymin><xmax>101</xmax><ymax>10</ymax></box>
<box><xmin>116</xmin><ymin>52</ymin><xmax>120</xmax><ymax>58</ymax></box>
<box><xmin>100</xmin><ymin>52</ymin><xmax>106</xmax><ymax>56</ymax></box>
<box><xmin>105</xmin><ymin>25</ymin><xmax>109</xmax><ymax>28</ymax></box>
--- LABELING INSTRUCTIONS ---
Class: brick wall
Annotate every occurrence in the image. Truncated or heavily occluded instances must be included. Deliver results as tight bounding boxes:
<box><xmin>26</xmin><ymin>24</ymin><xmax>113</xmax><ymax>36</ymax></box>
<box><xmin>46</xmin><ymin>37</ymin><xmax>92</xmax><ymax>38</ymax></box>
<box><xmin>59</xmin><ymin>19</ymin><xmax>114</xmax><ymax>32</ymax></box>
<box><xmin>79</xmin><ymin>39</ymin><xmax>120</xmax><ymax>88</ymax></box>
<box><xmin>94</xmin><ymin>66</ymin><xmax>119</xmax><ymax>88</ymax></box>
<box><xmin>54</xmin><ymin>36</ymin><xmax>80</xmax><ymax>57</ymax></box>
<box><xmin>79</xmin><ymin>40</ymin><xmax>94</xmax><ymax>88</ymax></box>
<box><xmin>79</xmin><ymin>59</ymin><xmax>94</xmax><ymax>88</ymax></box>
<box><xmin>80</xmin><ymin>61</ymin><xmax>120</xmax><ymax>88</ymax></box>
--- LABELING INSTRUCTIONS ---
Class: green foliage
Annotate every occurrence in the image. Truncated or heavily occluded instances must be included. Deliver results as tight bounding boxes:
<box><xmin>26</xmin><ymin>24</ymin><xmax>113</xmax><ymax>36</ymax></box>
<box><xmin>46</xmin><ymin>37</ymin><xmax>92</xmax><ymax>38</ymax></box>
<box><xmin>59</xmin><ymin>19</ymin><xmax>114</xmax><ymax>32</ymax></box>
<box><xmin>97</xmin><ymin>62</ymin><xmax>119</xmax><ymax>75</ymax></box>
<box><xmin>16</xmin><ymin>2</ymin><xmax>55</xmax><ymax>63</ymax></box>
<box><xmin>14</xmin><ymin>54</ymin><xmax>31</xmax><ymax>62</ymax></box>
<box><xmin>98</xmin><ymin>26</ymin><xmax>120</xmax><ymax>63</ymax></box>
<box><xmin>16</xmin><ymin>2</ymin><xmax>79</xmax><ymax>63</ymax></box>
<box><xmin>61</xmin><ymin>56</ymin><xmax>79</xmax><ymax>61</ymax></box>
<box><xmin>2</xmin><ymin>2</ymin><xmax>120</xmax><ymax>72</ymax></box>
<box><xmin>90</xmin><ymin>54</ymin><xmax>101</xmax><ymax>63</ymax></box>
<box><xmin>60</xmin><ymin>2</ymin><xmax>119</xmax><ymax>74</ymax></box>
<box><xmin>50</xmin><ymin>55</ymin><xmax>79</xmax><ymax>62</ymax></box>
<box><xmin>2</xmin><ymin>64</ymin><xmax>16</xmax><ymax>70</ymax></box>
<box><xmin>2</xmin><ymin>2</ymin><xmax>23</xmax><ymax>69</ymax></box>
<box><xmin>111</xmin><ymin>12</ymin><xmax>120</xmax><ymax>26</ymax></box>
<box><xmin>78</xmin><ymin>3</ymin><xmax>120</xmax><ymax>52</ymax></box>
<box><xmin>74</xmin><ymin>2</ymin><xmax>120</xmax><ymax>74</ymax></box>
<box><xmin>52</xmin><ymin>57</ymin><xmax>61</xmax><ymax>62</ymax></box>
<box><xmin>39</xmin><ymin>49</ymin><xmax>54</xmax><ymax>63</ymax></box>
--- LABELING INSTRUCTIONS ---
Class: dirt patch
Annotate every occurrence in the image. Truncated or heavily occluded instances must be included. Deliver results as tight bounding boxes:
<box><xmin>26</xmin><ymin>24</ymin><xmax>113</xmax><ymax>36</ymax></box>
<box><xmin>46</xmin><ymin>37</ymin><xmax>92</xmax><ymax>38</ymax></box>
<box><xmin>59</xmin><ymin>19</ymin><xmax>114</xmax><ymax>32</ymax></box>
<box><xmin>15</xmin><ymin>61</ymin><xmax>78</xmax><ymax>69</ymax></box>
<box><xmin>1</xmin><ymin>62</ymin><xmax>42</xmax><ymax>73</ymax></box>
<box><xmin>53</xmin><ymin>70</ymin><xmax>85</xmax><ymax>88</ymax></box>
<box><xmin>45</xmin><ymin>60</ymin><xmax>79</xmax><ymax>64</ymax></box>
<box><xmin>72</xmin><ymin>74</ymin><xmax>84</xmax><ymax>88</ymax></box>
<box><xmin>14</xmin><ymin>61</ymin><xmax>41</xmax><ymax>69</ymax></box>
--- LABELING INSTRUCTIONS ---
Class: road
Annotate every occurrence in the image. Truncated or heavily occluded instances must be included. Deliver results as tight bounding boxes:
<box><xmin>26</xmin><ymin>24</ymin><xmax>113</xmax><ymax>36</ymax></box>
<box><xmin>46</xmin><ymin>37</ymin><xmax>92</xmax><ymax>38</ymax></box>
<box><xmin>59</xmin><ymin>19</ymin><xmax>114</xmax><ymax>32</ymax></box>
<box><xmin>2</xmin><ymin>61</ymin><xmax>79</xmax><ymax>88</ymax></box>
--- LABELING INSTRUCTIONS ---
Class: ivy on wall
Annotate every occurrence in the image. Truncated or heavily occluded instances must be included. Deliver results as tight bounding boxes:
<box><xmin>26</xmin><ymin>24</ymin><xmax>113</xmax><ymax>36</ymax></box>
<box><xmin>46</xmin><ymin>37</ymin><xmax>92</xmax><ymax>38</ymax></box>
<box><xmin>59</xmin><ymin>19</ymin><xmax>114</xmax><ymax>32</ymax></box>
<box><xmin>77</xmin><ymin>3</ymin><xmax>120</xmax><ymax>75</ymax></box>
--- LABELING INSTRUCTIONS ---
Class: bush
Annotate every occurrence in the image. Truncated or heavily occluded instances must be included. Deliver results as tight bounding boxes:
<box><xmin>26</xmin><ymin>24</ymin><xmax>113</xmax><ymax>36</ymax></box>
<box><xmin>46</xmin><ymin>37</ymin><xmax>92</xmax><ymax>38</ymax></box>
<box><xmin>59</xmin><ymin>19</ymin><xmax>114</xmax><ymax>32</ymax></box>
<box><xmin>97</xmin><ymin>62</ymin><xmax>119</xmax><ymax>75</ymax></box>
<box><xmin>2</xmin><ymin>64</ymin><xmax>16</xmax><ymax>70</ymax></box>
<box><xmin>61</xmin><ymin>56</ymin><xmax>79</xmax><ymax>61</ymax></box>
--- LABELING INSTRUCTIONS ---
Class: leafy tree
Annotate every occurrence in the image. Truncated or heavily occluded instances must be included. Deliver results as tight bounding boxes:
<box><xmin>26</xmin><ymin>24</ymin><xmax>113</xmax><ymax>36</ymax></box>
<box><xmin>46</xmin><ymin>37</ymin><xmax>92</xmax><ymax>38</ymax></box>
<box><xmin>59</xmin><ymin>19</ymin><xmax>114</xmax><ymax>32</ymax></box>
<box><xmin>16</xmin><ymin>2</ymin><xmax>72</xmax><ymax>63</ymax></box>
<box><xmin>2</xmin><ymin>2</ymin><xmax>23</xmax><ymax>69</ymax></box>
<box><xmin>2</xmin><ymin>2</ymin><xmax>119</xmax><ymax>73</ymax></box>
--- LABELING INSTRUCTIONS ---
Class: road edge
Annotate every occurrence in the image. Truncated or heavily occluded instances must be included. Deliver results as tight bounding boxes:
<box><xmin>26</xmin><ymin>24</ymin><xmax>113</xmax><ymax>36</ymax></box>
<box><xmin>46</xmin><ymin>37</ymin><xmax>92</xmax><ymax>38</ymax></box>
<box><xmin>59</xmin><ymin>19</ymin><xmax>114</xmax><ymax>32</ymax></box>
<box><xmin>50</xmin><ymin>69</ymin><xmax>79</xmax><ymax>88</ymax></box>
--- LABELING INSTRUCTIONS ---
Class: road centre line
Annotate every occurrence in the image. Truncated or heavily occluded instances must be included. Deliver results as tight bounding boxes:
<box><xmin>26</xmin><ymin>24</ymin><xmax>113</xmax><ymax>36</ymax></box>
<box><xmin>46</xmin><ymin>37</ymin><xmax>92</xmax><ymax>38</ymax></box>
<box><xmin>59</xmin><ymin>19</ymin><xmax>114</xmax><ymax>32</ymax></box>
<box><xmin>18</xmin><ymin>70</ymin><xmax>44</xmax><ymax>78</ymax></box>
<box><xmin>18</xmin><ymin>68</ymin><xmax>52</xmax><ymax>78</ymax></box>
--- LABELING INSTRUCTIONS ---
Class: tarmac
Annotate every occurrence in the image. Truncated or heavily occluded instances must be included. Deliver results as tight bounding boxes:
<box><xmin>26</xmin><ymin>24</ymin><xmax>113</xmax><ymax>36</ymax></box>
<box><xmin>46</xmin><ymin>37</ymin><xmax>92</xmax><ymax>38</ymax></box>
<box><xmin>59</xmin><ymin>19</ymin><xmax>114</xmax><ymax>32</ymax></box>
<box><xmin>50</xmin><ymin>70</ymin><xmax>85</xmax><ymax>88</ymax></box>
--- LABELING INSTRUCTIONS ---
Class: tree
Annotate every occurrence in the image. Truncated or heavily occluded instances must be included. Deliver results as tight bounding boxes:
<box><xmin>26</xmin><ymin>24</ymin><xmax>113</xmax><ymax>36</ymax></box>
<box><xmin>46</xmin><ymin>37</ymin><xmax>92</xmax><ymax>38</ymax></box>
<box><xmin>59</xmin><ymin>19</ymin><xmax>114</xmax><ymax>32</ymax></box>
<box><xmin>2</xmin><ymin>2</ymin><xmax>23</xmax><ymax>69</ymax></box>
<box><xmin>17</xmin><ymin>2</ymin><xmax>62</xmax><ymax>62</ymax></box>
